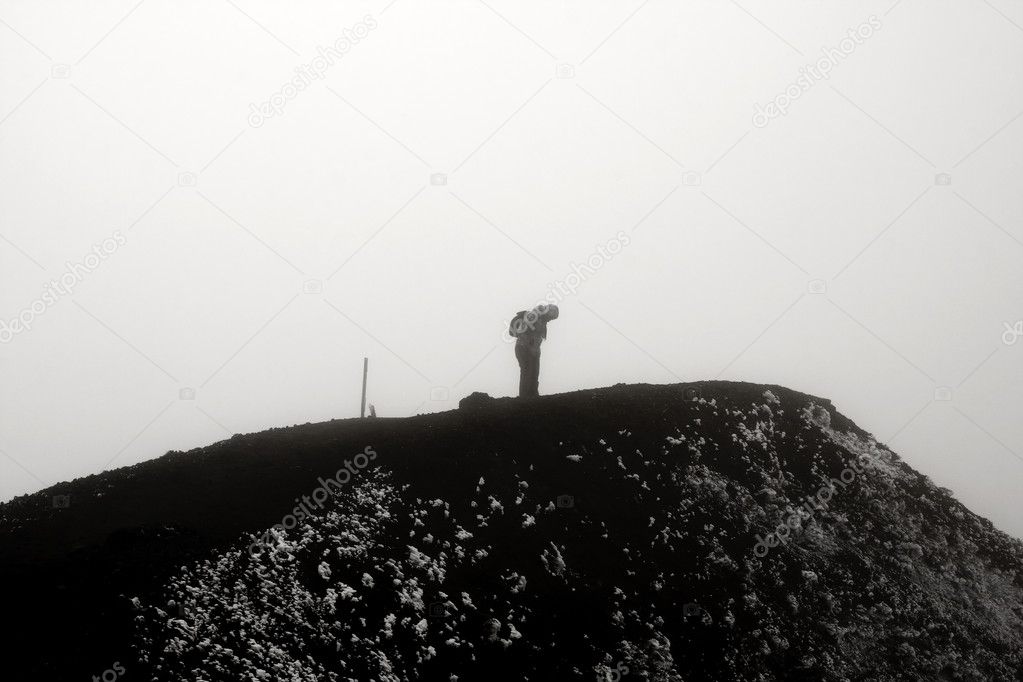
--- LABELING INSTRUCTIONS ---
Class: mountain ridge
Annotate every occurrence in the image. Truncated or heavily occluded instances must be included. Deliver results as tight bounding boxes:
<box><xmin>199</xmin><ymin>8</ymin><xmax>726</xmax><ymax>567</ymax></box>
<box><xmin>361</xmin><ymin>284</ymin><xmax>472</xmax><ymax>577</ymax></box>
<box><xmin>2</xmin><ymin>381</ymin><xmax>1021</xmax><ymax>680</ymax></box>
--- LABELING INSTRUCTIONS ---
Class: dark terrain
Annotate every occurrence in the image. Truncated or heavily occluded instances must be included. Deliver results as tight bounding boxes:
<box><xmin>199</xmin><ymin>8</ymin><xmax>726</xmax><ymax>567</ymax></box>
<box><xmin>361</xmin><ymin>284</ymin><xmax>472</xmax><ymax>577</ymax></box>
<box><xmin>1</xmin><ymin>382</ymin><xmax>1021</xmax><ymax>680</ymax></box>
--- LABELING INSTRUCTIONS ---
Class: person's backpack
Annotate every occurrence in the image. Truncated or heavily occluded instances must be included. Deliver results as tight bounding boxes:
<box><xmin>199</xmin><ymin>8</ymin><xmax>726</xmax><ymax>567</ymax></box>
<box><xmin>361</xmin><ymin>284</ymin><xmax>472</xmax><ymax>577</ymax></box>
<box><xmin>509</xmin><ymin>310</ymin><xmax>529</xmax><ymax>337</ymax></box>
<box><xmin>510</xmin><ymin>306</ymin><xmax>559</xmax><ymax>339</ymax></box>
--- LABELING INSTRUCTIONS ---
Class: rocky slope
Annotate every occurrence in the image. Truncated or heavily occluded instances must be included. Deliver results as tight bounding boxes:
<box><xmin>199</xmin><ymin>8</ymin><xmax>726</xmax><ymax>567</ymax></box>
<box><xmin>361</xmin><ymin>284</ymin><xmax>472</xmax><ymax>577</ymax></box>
<box><xmin>2</xmin><ymin>382</ymin><xmax>1021</xmax><ymax>680</ymax></box>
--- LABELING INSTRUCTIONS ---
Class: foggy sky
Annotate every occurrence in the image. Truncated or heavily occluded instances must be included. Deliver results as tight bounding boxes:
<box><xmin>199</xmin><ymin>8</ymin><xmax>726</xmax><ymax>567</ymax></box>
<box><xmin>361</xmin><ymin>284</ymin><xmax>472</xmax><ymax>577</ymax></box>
<box><xmin>2</xmin><ymin>0</ymin><xmax>1022</xmax><ymax>538</ymax></box>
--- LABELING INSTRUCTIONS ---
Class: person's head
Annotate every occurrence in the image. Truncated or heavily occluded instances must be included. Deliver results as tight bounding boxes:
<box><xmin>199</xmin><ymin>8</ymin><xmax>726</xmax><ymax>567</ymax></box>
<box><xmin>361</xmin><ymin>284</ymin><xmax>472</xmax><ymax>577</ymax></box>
<box><xmin>534</xmin><ymin>304</ymin><xmax>559</xmax><ymax>321</ymax></box>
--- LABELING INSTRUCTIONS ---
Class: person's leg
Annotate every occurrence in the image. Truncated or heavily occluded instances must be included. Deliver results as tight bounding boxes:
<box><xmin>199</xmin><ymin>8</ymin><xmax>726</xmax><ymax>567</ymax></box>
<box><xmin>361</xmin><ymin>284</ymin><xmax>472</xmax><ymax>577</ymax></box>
<box><xmin>515</xmin><ymin>344</ymin><xmax>529</xmax><ymax>397</ymax></box>
<box><xmin>528</xmin><ymin>349</ymin><xmax>541</xmax><ymax>396</ymax></box>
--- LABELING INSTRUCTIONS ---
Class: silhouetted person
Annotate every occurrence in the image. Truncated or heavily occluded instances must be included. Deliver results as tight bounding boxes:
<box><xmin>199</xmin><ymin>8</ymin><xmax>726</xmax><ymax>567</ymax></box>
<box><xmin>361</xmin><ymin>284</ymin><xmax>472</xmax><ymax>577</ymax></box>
<box><xmin>509</xmin><ymin>304</ymin><xmax>559</xmax><ymax>397</ymax></box>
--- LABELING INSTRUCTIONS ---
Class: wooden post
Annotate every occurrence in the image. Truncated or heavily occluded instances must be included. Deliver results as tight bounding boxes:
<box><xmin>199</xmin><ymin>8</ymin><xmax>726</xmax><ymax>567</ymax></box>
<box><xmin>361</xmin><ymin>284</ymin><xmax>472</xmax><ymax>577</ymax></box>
<box><xmin>360</xmin><ymin>357</ymin><xmax>368</xmax><ymax>418</ymax></box>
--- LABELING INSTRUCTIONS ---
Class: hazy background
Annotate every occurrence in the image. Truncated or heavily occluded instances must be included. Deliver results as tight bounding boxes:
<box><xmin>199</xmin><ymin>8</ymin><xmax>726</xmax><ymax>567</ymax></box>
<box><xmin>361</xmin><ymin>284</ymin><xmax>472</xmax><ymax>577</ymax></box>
<box><xmin>2</xmin><ymin>0</ymin><xmax>1021</xmax><ymax>537</ymax></box>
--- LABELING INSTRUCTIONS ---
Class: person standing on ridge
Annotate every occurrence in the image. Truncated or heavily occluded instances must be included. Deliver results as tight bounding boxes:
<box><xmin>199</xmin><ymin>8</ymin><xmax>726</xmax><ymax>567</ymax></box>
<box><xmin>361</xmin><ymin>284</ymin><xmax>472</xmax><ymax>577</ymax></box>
<box><xmin>509</xmin><ymin>304</ymin><xmax>559</xmax><ymax>398</ymax></box>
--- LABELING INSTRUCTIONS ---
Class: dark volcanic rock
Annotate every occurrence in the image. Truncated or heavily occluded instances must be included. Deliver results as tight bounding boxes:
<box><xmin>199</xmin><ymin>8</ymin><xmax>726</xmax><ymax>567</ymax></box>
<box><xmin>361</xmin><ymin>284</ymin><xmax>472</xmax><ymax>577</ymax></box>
<box><xmin>1</xmin><ymin>382</ymin><xmax>1021</xmax><ymax>681</ymax></box>
<box><xmin>458</xmin><ymin>390</ymin><xmax>495</xmax><ymax>410</ymax></box>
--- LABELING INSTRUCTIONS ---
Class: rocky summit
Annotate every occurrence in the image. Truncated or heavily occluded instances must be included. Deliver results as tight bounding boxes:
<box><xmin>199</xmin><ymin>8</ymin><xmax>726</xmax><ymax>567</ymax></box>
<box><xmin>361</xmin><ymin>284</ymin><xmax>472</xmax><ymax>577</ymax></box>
<box><xmin>2</xmin><ymin>382</ymin><xmax>1021</xmax><ymax>680</ymax></box>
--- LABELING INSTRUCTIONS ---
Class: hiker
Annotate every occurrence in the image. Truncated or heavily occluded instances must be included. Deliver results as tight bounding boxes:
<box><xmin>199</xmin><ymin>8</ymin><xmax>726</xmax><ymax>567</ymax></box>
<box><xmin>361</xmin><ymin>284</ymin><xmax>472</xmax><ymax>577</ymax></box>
<box><xmin>509</xmin><ymin>304</ymin><xmax>559</xmax><ymax>398</ymax></box>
